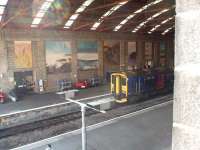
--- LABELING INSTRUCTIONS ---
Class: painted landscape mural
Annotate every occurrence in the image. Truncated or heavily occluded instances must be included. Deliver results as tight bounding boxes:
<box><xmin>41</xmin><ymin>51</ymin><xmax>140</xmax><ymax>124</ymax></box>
<box><xmin>128</xmin><ymin>41</ymin><xmax>137</xmax><ymax>70</ymax></box>
<box><xmin>77</xmin><ymin>40</ymin><xmax>98</xmax><ymax>70</ymax></box>
<box><xmin>15</xmin><ymin>41</ymin><xmax>32</xmax><ymax>68</ymax></box>
<box><xmin>103</xmin><ymin>40</ymin><xmax>120</xmax><ymax>72</ymax></box>
<box><xmin>45</xmin><ymin>41</ymin><xmax>72</xmax><ymax>74</ymax></box>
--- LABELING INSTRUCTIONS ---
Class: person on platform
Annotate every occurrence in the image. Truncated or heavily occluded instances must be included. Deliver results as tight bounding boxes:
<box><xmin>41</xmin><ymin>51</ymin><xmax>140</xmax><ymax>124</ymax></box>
<box><xmin>0</xmin><ymin>73</ymin><xmax>17</xmax><ymax>102</ymax></box>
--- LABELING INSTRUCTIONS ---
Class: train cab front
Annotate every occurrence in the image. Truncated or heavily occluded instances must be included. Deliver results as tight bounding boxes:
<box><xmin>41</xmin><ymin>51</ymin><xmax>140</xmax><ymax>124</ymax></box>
<box><xmin>111</xmin><ymin>73</ymin><xmax>128</xmax><ymax>103</ymax></box>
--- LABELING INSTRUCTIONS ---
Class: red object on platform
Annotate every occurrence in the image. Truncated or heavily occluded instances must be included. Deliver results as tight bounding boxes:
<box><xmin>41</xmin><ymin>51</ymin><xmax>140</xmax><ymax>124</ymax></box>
<box><xmin>0</xmin><ymin>91</ymin><xmax>5</xmax><ymax>103</ymax></box>
<box><xmin>74</xmin><ymin>80</ymin><xmax>89</xmax><ymax>89</ymax></box>
<box><xmin>156</xmin><ymin>74</ymin><xmax>165</xmax><ymax>90</ymax></box>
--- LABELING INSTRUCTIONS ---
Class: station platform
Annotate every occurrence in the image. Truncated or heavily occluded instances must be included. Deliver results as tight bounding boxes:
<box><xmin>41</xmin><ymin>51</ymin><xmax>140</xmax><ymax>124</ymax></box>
<box><xmin>13</xmin><ymin>101</ymin><xmax>173</xmax><ymax>150</ymax></box>
<box><xmin>0</xmin><ymin>85</ymin><xmax>109</xmax><ymax>115</ymax></box>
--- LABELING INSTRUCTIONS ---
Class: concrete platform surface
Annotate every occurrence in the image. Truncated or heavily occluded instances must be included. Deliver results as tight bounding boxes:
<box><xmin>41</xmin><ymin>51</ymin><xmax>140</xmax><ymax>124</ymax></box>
<box><xmin>0</xmin><ymin>85</ymin><xmax>109</xmax><ymax>115</ymax></box>
<box><xmin>28</xmin><ymin>103</ymin><xmax>172</xmax><ymax>150</ymax></box>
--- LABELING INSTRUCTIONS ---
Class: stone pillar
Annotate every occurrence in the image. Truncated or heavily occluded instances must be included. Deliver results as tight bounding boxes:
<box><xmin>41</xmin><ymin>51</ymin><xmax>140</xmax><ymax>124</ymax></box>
<box><xmin>98</xmin><ymin>40</ymin><xmax>104</xmax><ymax>78</ymax></box>
<box><xmin>166</xmin><ymin>40</ymin><xmax>173</xmax><ymax>69</ymax></box>
<box><xmin>120</xmin><ymin>40</ymin><xmax>126</xmax><ymax>71</ymax></box>
<box><xmin>136</xmin><ymin>40</ymin><xmax>144</xmax><ymax>70</ymax></box>
<box><xmin>153</xmin><ymin>41</ymin><xmax>160</xmax><ymax>68</ymax></box>
<box><xmin>7</xmin><ymin>41</ymin><xmax>15</xmax><ymax>78</ymax></box>
<box><xmin>168</xmin><ymin>40</ymin><xmax>174</xmax><ymax>69</ymax></box>
<box><xmin>173</xmin><ymin>1</ymin><xmax>200</xmax><ymax>149</ymax></box>
<box><xmin>124</xmin><ymin>41</ymin><xmax>128</xmax><ymax>70</ymax></box>
<box><xmin>32</xmin><ymin>41</ymin><xmax>47</xmax><ymax>92</ymax></box>
<box><xmin>71</xmin><ymin>40</ymin><xmax>78</xmax><ymax>82</ymax></box>
<box><xmin>0</xmin><ymin>40</ymin><xmax>7</xmax><ymax>75</ymax></box>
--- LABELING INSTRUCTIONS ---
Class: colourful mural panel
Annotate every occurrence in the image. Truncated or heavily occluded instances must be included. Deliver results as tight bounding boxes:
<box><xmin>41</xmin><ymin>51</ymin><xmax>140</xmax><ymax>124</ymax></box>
<box><xmin>128</xmin><ymin>41</ymin><xmax>137</xmax><ymax>70</ymax></box>
<box><xmin>77</xmin><ymin>40</ymin><xmax>98</xmax><ymax>53</ymax></box>
<box><xmin>45</xmin><ymin>41</ymin><xmax>72</xmax><ymax>74</ymax></box>
<box><xmin>77</xmin><ymin>40</ymin><xmax>98</xmax><ymax>70</ymax></box>
<box><xmin>15</xmin><ymin>41</ymin><xmax>32</xmax><ymax>68</ymax></box>
<box><xmin>103</xmin><ymin>40</ymin><xmax>120</xmax><ymax>72</ymax></box>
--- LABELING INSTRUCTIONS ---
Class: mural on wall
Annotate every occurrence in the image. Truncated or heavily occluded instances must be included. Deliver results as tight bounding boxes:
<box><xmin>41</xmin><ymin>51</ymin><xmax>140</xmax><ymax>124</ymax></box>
<box><xmin>45</xmin><ymin>41</ymin><xmax>72</xmax><ymax>74</ymax></box>
<box><xmin>103</xmin><ymin>40</ymin><xmax>120</xmax><ymax>72</ymax></box>
<box><xmin>144</xmin><ymin>42</ymin><xmax>153</xmax><ymax>68</ymax></box>
<box><xmin>15</xmin><ymin>41</ymin><xmax>32</xmax><ymax>69</ymax></box>
<box><xmin>128</xmin><ymin>41</ymin><xmax>137</xmax><ymax>70</ymax></box>
<box><xmin>160</xmin><ymin>41</ymin><xmax>166</xmax><ymax>67</ymax></box>
<box><xmin>77</xmin><ymin>40</ymin><xmax>98</xmax><ymax>70</ymax></box>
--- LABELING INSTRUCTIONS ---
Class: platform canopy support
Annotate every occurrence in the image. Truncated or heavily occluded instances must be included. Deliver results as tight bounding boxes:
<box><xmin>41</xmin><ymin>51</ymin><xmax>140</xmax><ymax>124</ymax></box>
<box><xmin>173</xmin><ymin>0</ymin><xmax>200</xmax><ymax>149</ymax></box>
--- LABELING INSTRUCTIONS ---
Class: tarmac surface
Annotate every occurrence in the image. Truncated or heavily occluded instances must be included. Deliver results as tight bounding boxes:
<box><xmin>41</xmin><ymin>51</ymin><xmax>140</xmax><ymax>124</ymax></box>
<box><xmin>23</xmin><ymin>102</ymin><xmax>173</xmax><ymax>150</ymax></box>
<box><xmin>0</xmin><ymin>85</ymin><xmax>109</xmax><ymax>115</ymax></box>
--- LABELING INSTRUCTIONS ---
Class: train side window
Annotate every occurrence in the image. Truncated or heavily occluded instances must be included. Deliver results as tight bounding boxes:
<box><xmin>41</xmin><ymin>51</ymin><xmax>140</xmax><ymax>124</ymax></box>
<box><xmin>121</xmin><ymin>78</ymin><xmax>126</xmax><ymax>85</ymax></box>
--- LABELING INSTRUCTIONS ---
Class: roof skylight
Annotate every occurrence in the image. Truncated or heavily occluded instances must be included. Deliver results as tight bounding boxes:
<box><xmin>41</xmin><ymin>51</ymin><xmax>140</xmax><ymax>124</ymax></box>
<box><xmin>83</xmin><ymin>0</ymin><xmax>95</xmax><ymax>6</ymax></box>
<box><xmin>35</xmin><ymin>10</ymin><xmax>46</xmax><ymax>18</ymax></box>
<box><xmin>32</xmin><ymin>18</ymin><xmax>42</xmax><ymax>25</ymax></box>
<box><xmin>114</xmin><ymin>0</ymin><xmax>163</xmax><ymax>31</ymax></box>
<box><xmin>0</xmin><ymin>6</ymin><xmax>5</xmax><ymax>15</ymax></box>
<box><xmin>91</xmin><ymin>1</ymin><xmax>128</xmax><ymax>30</ymax></box>
<box><xmin>148</xmin><ymin>16</ymin><xmax>174</xmax><ymax>34</ymax></box>
<box><xmin>0</xmin><ymin>0</ymin><xmax>8</xmax><ymax>6</ymax></box>
<box><xmin>65</xmin><ymin>20</ymin><xmax>74</xmax><ymax>27</ymax></box>
<box><xmin>64</xmin><ymin>0</ymin><xmax>95</xmax><ymax>29</ymax></box>
<box><xmin>132</xmin><ymin>8</ymin><xmax>170</xmax><ymax>33</ymax></box>
<box><xmin>31</xmin><ymin>0</ymin><xmax>55</xmax><ymax>28</ymax></box>
<box><xmin>0</xmin><ymin>0</ymin><xmax>8</xmax><ymax>23</ymax></box>
<box><xmin>70</xmin><ymin>14</ymin><xmax>80</xmax><ymax>20</ymax></box>
<box><xmin>40</xmin><ymin>1</ymin><xmax>52</xmax><ymax>11</ymax></box>
<box><xmin>161</xmin><ymin>26</ymin><xmax>174</xmax><ymax>35</ymax></box>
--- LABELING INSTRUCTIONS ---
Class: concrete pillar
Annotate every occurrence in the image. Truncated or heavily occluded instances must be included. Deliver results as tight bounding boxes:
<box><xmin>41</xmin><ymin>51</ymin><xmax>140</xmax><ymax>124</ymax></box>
<box><xmin>136</xmin><ymin>41</ymin><xmax>144</xmax><ymax>70</ymax></box>
<box><xmin>98</xmin><ymin>40</ymin><xmax>104</xmax><ymax>78</ymax></box>
<box><xmin>120</xmin><ymin>40</ymin><xmax>126</xmax><ymax>71</ymax></box>
<box><xmin>173</xmin><ymin>0</ymin><xmax>200</xmax><ymax>149</ymax></box>
<box><xmin>71</xmin><ymin>40</ymin><xmax>78</xmax><ymax>82</ymax></box>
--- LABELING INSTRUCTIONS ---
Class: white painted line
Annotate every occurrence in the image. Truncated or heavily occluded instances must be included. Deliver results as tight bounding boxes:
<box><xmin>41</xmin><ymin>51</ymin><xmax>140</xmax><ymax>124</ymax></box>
<box><xmin>11</xmin><ymin>100</ymin><xmax>173</xmax><ymax>150</ymax></box>
<box><xmin>0</xmin><ymin>93</ymin><xmax>111</xmax><ymax>118</ymax></box>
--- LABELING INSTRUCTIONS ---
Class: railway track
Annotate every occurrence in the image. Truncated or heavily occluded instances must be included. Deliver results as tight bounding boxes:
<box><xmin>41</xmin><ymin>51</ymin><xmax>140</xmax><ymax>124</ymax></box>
<box><xmin>0</xmin><ymin>109</ymin><xmax>95</xmax><ymax>139</ymax></box>
<box><xmin>0</xmin><ymin>94</ymin><xmax>173</xmax><ymax>150</ymax></box>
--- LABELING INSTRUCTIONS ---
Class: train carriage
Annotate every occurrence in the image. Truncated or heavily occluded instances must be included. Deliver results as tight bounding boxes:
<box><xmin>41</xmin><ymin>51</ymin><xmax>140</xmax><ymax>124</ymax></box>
<box><xmin>111</xmin><ymin>70</ymin><xmax>173</xmax><ymax>103</ymax></box>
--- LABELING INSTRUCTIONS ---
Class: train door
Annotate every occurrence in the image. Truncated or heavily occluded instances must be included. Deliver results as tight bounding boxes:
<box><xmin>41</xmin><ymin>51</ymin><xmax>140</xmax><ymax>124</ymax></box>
<box><xmin>111</xmin><ymin>74</ymin><xmax>128</xmax><ymax>103</ymax></box>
